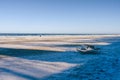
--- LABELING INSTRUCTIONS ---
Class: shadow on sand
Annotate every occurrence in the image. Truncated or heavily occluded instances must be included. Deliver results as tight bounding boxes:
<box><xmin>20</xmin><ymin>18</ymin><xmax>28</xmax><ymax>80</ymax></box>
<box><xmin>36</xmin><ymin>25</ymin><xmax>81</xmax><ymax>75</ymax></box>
<box><xmin>0</xmin><ymin>67</ymin><xmax>39</xmax><ymax>80</ymax></box>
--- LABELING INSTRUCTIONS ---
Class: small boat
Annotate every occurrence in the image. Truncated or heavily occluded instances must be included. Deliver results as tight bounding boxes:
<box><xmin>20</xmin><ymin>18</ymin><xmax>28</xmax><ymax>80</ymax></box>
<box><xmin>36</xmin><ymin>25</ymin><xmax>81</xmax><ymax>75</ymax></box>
<box><xmin>77</xmin><ymin>45</ymin><xmax>100</xmax><ymax>54</ymax></box>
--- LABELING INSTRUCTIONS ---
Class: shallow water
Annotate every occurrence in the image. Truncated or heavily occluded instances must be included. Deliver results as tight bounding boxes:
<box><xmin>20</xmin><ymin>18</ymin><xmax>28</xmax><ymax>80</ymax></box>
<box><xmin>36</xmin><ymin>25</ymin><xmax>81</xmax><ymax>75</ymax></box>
<box><xmin>0</xmin><ymin>35</ymin><xmax>120</xmax><ymax>80</ymax></box>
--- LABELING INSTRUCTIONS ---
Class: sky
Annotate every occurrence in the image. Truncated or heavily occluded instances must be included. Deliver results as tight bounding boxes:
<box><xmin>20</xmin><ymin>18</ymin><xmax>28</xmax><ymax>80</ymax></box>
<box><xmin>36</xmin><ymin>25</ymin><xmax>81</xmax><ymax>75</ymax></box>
<box><xmin>0</xmin><ymin>0</ymin><xmax>120</xmax><ymax>34</ymax></box>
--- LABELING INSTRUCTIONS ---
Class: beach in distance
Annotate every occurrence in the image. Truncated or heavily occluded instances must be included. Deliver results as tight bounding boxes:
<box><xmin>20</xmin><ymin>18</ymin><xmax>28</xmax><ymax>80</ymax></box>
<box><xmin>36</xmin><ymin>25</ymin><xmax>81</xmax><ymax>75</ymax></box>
<box><xmin>0</xmin><ymin>34</ymin><xmax>120</xmax><ymax>80</ymax></box>
<box><xmin>1</xmin><ymin>0</ymin><xmax>120</xmax><ymax>79</ymax></box>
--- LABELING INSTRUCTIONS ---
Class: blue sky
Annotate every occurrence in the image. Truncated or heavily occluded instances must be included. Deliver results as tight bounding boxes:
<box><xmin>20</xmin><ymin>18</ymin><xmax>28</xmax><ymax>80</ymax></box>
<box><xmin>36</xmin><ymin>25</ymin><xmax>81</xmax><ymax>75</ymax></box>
<box><xmin>0</xmin><ymin>0</ymin><xmax>120</xmax><ymax>33</ymax></box>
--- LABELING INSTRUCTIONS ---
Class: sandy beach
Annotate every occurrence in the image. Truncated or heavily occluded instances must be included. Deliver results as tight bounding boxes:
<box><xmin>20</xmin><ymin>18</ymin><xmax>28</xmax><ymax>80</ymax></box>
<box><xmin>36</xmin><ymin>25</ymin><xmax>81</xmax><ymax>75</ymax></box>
<box><xmin>0</xmin><ymin>35</ymin><xmax>120</xmax><ymax>80</ymax></box>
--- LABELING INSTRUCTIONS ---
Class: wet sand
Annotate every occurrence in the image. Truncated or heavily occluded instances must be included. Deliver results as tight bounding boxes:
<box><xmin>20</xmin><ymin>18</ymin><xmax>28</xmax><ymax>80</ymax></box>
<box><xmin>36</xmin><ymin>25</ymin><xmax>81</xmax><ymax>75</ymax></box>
<box><xmin>0</xmin><ymin>35</ymin><xmax>120</xmax><ymax>80</ymax></box>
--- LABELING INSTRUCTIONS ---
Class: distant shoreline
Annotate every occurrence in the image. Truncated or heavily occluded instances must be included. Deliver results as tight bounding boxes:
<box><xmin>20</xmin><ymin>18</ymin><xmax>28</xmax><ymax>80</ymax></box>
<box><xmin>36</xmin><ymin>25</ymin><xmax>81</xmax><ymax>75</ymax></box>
<box><xmin>0</xmin><ymin>33</ymin><xmax>120</xmax><ymax>36</ymax></box>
